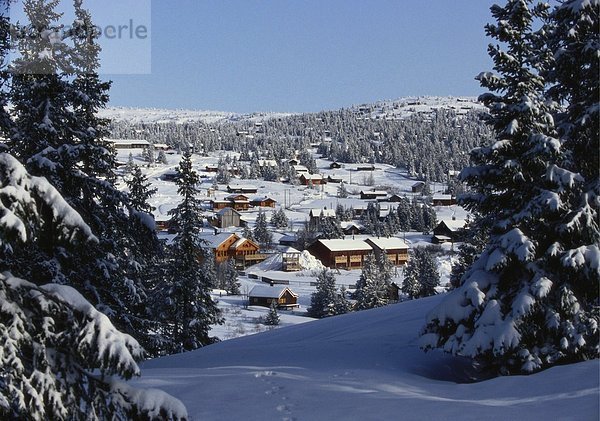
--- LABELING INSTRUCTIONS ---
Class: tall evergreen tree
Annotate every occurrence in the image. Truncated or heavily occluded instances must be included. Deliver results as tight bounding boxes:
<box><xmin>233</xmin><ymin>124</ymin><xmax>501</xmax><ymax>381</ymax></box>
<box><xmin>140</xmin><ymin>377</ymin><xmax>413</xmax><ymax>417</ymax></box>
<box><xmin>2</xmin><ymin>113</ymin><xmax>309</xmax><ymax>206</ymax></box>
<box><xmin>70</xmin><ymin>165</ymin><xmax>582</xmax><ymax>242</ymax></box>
<box><xmin>126</xmin><ymin>165</ymin><xmax>157</xmax><ymax>213</ymax></box>
<box><xmin>254</xmin><ymin>209</ymin><xmax>273</xmax><ymax>249</ymax></box>
<box><xmin>7</xmin><ymin>0</ymin><xmax>160</xmax><ymax>353</ymax></box>
<box><xmin>354</xmin><ymin>253</ymin><xmax>390</xmax><ymax>310</ymax></box>
<box><xmin>308</xmin><ymin>269</ymin><xmax>349</xmax><ymax>318</ymax></box>
<box><xmin>421</xmin><ymin>0</ymin><xmax>599</xmax><ymax>374</ymax></box>
<box><xmin>402</xmin><ymin>247</ymin><xmax>439</xmax><ymax>299</ymax></box>
<box><xmin>0</xmin><ymin>153</ymin><xmax>186</xmax><ymax>418</ymax></box>
<box><xmin>158</xmin><ymin>151</ymin><xmax>222</xmax><ymax>353</ymax></box>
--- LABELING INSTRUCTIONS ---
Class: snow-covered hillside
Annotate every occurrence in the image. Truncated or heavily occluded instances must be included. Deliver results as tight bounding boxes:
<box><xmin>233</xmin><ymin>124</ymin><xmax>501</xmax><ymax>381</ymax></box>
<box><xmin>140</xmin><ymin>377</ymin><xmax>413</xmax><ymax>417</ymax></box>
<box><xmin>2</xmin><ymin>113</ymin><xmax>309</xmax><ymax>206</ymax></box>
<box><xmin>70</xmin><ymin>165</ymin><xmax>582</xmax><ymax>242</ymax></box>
<box><xmin>136</xmin><ymin>295</ymin><xmax>599</xmax><ymax>420</ymax></box>
<box><xmin>102</xmin><ymin>96</ymin><xmax>484</xmax><ymax>125</ymax></box>
<box><xmin>99</xmin><ymin>106</ymin><xmax>295</xmax><ymax>125</ymax></box>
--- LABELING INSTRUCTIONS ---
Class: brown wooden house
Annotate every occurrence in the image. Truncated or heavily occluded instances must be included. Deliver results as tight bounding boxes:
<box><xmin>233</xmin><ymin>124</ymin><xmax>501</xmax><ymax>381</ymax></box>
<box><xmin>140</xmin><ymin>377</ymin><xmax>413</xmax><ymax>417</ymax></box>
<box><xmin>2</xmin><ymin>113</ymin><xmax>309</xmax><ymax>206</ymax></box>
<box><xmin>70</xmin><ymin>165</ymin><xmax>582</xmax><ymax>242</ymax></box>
<box><xmin>364</xmin><ymin>237</ymin><xmax>409</xmax><ymax>266</ymax></box>
<box><xmin>250</xmin><ymin>196</ymin><xmax>277</xmax><ymax>208</ymax></box>
<box><xmin>432</xmin><ymin>194</ymin><xmax>456</xmax><ymax>206</ymax></box>
<box><xmin>299</xmin><ymin>173</ymin><xmax>324</xmax><ymax>186</ymax></box>
<box><xmin>199</xmin><ymin>232</ymin><xmax>241</xmax><ymax>263</ymax></box>
<box><xmin>225</xmin><ymin>194</ymin><xmax>250</xmax><ymax>211</ymax></box>
<box><xmin>308</xmin><ymin>239</ymin><xmax>374</xmax><ymax>269</ymax></box>
<box><xmin>230</xmin><ymin>237</ymin><xmax>265</xmax><ymax>268</ymax></box>
<box><xmin>248</xmin><ymin>285</ymin><xmax>299</xmax><ymax>309</ymax></box>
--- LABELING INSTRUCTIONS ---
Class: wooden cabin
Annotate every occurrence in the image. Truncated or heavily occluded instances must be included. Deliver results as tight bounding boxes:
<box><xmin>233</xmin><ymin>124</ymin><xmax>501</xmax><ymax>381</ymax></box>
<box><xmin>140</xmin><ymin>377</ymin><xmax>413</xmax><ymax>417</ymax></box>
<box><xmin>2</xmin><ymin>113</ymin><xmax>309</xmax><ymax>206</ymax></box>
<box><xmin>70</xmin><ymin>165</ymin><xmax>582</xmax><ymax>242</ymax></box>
<box><xmin>432</xmin><ymin>194</ymin><xmax>456</xmax><ymax>206</ymax></box>
<box><xmin>225</xmin><ymin>194</ymin><xmax>250</xmax><ymax>211</ymax></box>
<box><xmin>308</xmin><ymin>239</ymin><xmax>374</xmax><ymax>270</ymax></box>
<box><xmin>329</xmin><ymin>161</ymin><xmax>342</xmax><ymax>169</ymax></box>
<box><xmin>199</xmin><ymin>232</ymin><xmax>241</xmax><ymax>263</ymax></box>
<box><xmin>299</xmin><ymin>173</ymin><xmax>324</xmax><ymax>185</ymax></box>
<box><xmin>227</xmin><ymin>184</ymin><xmax>258</xmax><ymax>194</ymax></box>
<box><xmin>432</xmin><ymin>219</ymin><xmax>466</xmax><ymax>243</ymax></box>
<box><xmin>248</xmin><ymin>285</ymin><xmax>299</xmax><ymax>309</ymax></box>
<box><xmin>230</xmin><ymin>237</ymin><xmax>265</xmax><ymax>269</ymax></box>
<box><xmin>356</xmin><ymin>164</ymin><xmax>375</xmax><ymax>171</ymax></box>
<box><xmin>250</xmin><ymin>196</ymin><xmax>277</xmax><ymax>208</ymax></box>
<box><xmin>360</xmin><ymin>190</ymin><xmax>388</xmax><ymax>200</ymax></box>
<box><xmin>364</xmin><ymin>237</ymin><xmax>409</xmax><ymax>266</ymax></box>
<box><xmin>213</xmin><ymin>207</ymin><xmax>242</xmax><ymax>228</ymax></box>
<box><xmin>411</xmin><ymin>181</ymin><xmax>425</xmax><ymax>193</ymax></box>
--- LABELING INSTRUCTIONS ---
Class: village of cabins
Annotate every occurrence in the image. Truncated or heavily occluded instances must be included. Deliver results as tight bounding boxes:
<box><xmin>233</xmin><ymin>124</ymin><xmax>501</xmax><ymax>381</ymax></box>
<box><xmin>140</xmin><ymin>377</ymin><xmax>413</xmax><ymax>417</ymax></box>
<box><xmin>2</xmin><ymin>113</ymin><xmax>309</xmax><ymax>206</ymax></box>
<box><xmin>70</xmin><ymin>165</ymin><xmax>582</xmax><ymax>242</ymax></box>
<box><xmin>108</xmin><ymin>139</ymin><xmax>466</xmax><ymax>309</ymax></box>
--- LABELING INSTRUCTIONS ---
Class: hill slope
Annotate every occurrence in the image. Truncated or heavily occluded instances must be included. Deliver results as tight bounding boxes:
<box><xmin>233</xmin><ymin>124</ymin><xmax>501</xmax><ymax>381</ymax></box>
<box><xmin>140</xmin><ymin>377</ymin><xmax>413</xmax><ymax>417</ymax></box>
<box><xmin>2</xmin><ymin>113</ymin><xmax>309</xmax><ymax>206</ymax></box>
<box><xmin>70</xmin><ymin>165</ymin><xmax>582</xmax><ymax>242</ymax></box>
<box><xmin>136</xmin><ymin>295</ymin><xmax>599</xmax><ymax>420</ymax></box>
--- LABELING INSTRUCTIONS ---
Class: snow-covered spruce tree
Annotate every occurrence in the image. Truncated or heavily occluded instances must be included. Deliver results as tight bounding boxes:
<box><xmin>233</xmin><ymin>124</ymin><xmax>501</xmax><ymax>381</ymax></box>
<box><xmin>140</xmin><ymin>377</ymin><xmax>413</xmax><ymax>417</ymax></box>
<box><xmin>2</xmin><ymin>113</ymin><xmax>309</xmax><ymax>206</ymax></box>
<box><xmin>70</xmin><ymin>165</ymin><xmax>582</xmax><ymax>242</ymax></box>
<box><xmin>0</xmin><ymin>7</ymin><xmax>10</xmax><ymax>140</ymax></box>
<box><xmin>126</xmin><ymin>165</ymin><xmax>157</xmax><ymax>213</ymax></box>
<box><xmin>254</xmin><ymin>208</ymin><xmax>273</xmax><ymax>249</ymax></box>
<box><xmin>224</xmin><ymin>259</ymin><xmax>240</xmax><ymax>295</ymax></box>
<box><xmin>0</xmin><ymin>153</ymin><xmax>187</xmax><ymax>419</ymax></box>
<box><xmin>421</xmin><ymin>0</ymin><xmax>599</xmax><ymax>374</ymax></box>
<box><xmin>158</xmin><ymin>149</ymin><xmax>168</xmax><ymax>165</ymax></box>
<box><xmin>450</xmin><ymin>214</ymin><xmax>489</xmax><ymax>289</ymax></box>
<box><xmin>402</xmin><ymin>247</ymin><xmax>439</xmax><ymax>299</ymax></box>
<box><xmin>159</xmin><ymin>151</ymin><xmax>222</xmax><ymax>354</ymax></box>
<box><xmin>264</xmin><ymin>301</ymin><xmax>280</xmax><ymax>326</ymax></box>
<box><xmin>270</xmin><ymin>207</ymin><xmax>289</xmax><ymax>229</ymax></box>
<box><xmin>8</xmin><ymin>0</ymin><xmax>162</xmax><ymax>352</ymax></box>
<box><xmin>354</xmin><ymin>253</ymin><xmax>390</xmax><ymax>310</ymax></box>
<box><xmin>308</xmin><ymin>269</ymin><xmax>341</xmax><ymax>318</ymax></box>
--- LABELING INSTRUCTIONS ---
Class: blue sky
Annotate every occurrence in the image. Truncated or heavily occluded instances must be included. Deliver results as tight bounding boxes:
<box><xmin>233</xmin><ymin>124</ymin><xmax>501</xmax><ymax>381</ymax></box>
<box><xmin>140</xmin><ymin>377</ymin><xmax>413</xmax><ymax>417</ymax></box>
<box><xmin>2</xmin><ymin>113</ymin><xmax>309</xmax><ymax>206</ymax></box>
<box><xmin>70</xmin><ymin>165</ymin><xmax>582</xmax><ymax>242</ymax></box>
<box><xmin>15</xmin><ymin>0</ymin><xmax>500</xmax><ymax>113</ymax></box>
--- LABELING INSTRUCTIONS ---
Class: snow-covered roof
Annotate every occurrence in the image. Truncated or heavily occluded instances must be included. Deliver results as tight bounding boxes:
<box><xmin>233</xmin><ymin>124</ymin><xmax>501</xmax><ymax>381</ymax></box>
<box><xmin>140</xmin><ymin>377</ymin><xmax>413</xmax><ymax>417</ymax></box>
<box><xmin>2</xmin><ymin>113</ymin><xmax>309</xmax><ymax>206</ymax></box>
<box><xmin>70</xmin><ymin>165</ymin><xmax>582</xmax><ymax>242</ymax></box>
<box><xmin>227</xmin><ymin>184</ymin><xmax>257</xmax><ymax>190</ymax></box>
<box><xmin>361</xmin><ymin>190</ymin><xmax>388</xmax><ymax>196</ymax></box>
<box><xmin>198</xmin><ymin>232</ymin><xmax>237</xmax><ymax>248</ymax></box>
<box><xmin>249</xmin><ymin>285</ymin><xmax>298</xmax><ymax>299</ymax></box>
<box><xmin>433</xmin><ymin>194</ymin><xmax>453</xmax><ymax>200</ymax></box>
<box><xmin>439</xmin><ymin>219</ymin><xmax>466</xmax><ymax>231</ymax></box>
<box><xmin>317</xmin><ymin>239</ymin><xmax>373</xmax><ymax>252</ymax></box>
<box><xmin>251</xmin><ymin>196</ymin><xmax>276</xmax><ymax>202</ymax></box>
<box><xmin>259</xmin><ymin>159</ymin><xmax>278</xmax><ymax>167</ymax></box>
<box><xmin>231</xmin><ymin>238</ymin><xmax>248</xmax><ymax>249</ymax></box>
<box><xmin>366</xmin><ymin>237</ymin><xmax>409</xmax><ymax>250</ymax></box>
<box><xmin>217</xmin><ymin>207</ymin><xmax>240</xmax><ymax>216</ymax></box>
<box><xmin>301</xmin><ymin>173</ymin><xmax>323</xmax><ymax>180</ymax></box>
<box><xmin>310</xmin><ymin>208</ymin><xmax>336</xmax><ymax>218</ymax></box>
<box><xmin>105</xmin><ymin>138</ymin><xmax>150</xmax><ymax>146</ymax></box>
<box><xmin>293</xmin><ymin>165</ymin><xmax>309</xmax><ymax>172</ymax></box>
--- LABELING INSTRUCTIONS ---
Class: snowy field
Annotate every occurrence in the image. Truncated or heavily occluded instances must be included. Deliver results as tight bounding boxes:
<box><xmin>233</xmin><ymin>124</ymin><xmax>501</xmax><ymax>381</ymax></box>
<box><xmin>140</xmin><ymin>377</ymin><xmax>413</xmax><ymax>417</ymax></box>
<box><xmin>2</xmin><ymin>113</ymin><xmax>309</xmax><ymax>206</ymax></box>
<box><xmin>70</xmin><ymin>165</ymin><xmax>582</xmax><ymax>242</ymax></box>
<box><xmin>115</xmin><ymin>144</ymin><xmax>599</xmax><ymax>421</ymax></box>
<box><xmin>135</xmin><ymin>295</ymin><xmax>600</xmax><ymax>420</ymax></box>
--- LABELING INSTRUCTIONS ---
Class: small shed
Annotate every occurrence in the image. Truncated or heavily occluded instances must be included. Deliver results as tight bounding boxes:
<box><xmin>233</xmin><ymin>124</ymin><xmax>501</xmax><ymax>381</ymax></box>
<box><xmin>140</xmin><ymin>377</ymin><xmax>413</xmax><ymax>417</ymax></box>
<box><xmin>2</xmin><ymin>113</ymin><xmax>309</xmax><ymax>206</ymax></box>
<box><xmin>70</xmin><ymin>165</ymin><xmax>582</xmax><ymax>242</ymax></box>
<box><xmin>411</xmin><ymin>181</ymin><xmax>425</xmax><ymax>193</ymax></box>
<box><xmin>329</xmin><ymin>161</ymin><xmax>342</xmax><ymax>169</ymax></box>
<box><xmin>432</xmin><ymin>194</ymin><xmax>456</xmax><ymax>206</ymax></box>
<box><xmin>248</xmin><ymin>285</ymin><xmax>299</xmax><ymax>309</ymax></box>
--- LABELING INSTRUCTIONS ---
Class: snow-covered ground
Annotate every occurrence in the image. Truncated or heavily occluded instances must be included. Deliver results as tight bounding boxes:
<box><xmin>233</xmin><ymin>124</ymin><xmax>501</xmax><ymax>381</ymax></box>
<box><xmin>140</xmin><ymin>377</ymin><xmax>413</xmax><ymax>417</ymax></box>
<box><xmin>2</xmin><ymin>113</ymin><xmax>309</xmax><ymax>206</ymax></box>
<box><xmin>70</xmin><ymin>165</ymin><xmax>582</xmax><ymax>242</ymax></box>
<box><xmin>116</xmin><ymin>138</ymin><xmax>598</xmax><ymax>421</ymax></box>
<box><xmin>135</xmin><ymin>295</ymin><xmax>600</xmax><ymax>420</ymax></box>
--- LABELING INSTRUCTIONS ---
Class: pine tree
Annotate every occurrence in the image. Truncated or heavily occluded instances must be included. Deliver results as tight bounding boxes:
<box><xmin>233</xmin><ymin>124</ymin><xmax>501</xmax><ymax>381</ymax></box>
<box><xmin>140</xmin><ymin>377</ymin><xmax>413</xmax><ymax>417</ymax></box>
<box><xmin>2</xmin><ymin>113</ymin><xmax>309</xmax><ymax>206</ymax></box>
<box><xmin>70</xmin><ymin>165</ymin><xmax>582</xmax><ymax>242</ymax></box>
<box><xmin>264</xmin><ymin>301</ymin><xmax>281</xmax><ymax>326</ymax></box>
<box><xmin>8</xmin><ymin>0</ymin><xmax>161</xmax><ymax>354</ymax></box>
<box><xmin>158</xmin><ymin>151</ymin><xmax>222</xmax><ymax>353</ymax></box>
<box><xmin>126</xmin><ymin>165</ymin><xmax>157</xmax><ymax>213</ymax></box>
<box><xmin>224</xmin><ymin>259</ymin><xmax>240</xmax><ymax>295</ymax></box>
<box><xmin>308</xmin><ymin>269</ymin><xmax>345</xmax><ymax>318</ymax></box>
<box><xmin>355</xmin><ymin>253</ymin><xmax>389</xmax><ymax>310</ymax></box>
<box><xmin>254</xmin><ymin>209</ymin><xmax>273</xmax><ymax>249</ymax></box>
<box><xmin>421</xmin><ymin>0</ymin><xmax>598</xmax><ymax>374</ymax></box>
<box><xmin>0</xmin><ymin>153</ymin><xmax>186</xmax><ymax>419</ymax></box>
<box><xmin>337</xmin><ymin>181</ymin><xmax>349</xmax><ymax>198</ymax></box>
<box><xmin>157</xmin><ymin>149</ymin><xmax>168</xmax><ymax>165</ymax></box>
<box><xmin>402</xmin><ymin>247</ymin><xmax>439</xmax><ymax>299</ymax></box>
<box><xmin>270</xmin><ymin>207</ymin><xmax>289</xmax><ymax>229</ymax></box>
